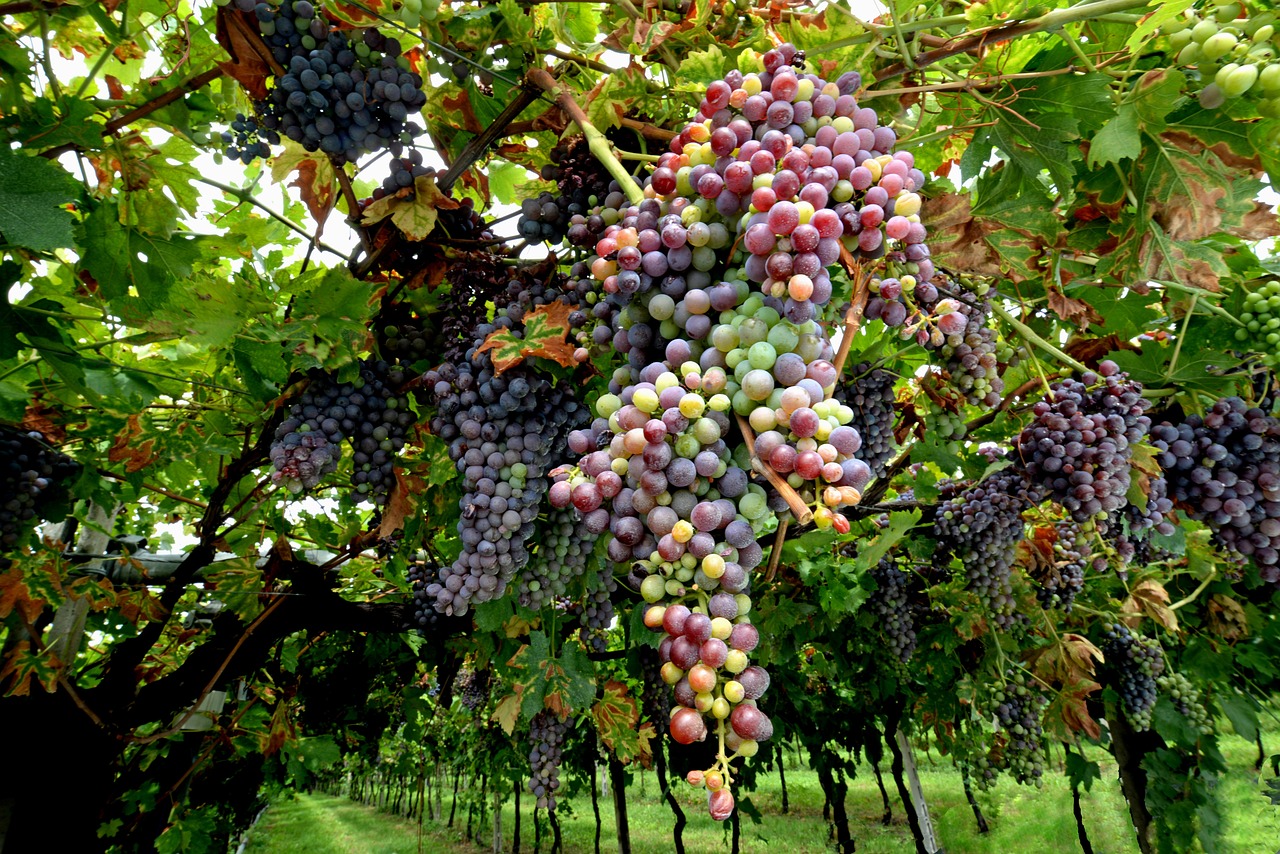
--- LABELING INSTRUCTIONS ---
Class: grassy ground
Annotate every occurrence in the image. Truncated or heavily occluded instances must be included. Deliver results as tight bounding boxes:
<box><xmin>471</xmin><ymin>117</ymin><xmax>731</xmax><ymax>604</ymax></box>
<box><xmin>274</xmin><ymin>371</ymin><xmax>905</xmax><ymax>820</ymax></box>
<box><xmin>243</xmin><ymin>733</ymin><xmax>1280</xmax><ymax>853</ymax></box>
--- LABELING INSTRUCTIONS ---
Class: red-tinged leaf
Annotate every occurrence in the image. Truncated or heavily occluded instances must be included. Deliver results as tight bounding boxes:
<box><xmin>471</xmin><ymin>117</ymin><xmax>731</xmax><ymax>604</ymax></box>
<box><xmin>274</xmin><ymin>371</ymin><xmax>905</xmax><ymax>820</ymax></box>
<box><xmin>108</xmin><ymin>415</ymin><xmax>158</xmax><ymax>473</ymax></box>
<box><xmin>1064</xmin><ymin>332</ymin><xmax>1141</xmax><ymax>366</ymax></box>
<box><xmin>115</xmin><ymin>587</ymin><xmax>165</xmax><ymax>625</ymax></box>
<box><xmin>270</xmin><ymin>143</ymin><xmax>336</xmax><ymax>226</ymax></box>
<box><xmin>19</xmin><ymin>399</ymin><xmax>66</xmax><ymax>443</ymax></box>
<box><xmin>592</xmin><ymin>680</ymin><xmax>655</xmax><ymax>767</ymax></box>
<box><xmin>1045</xmin><ymin>678</ymin><xmax>1103</xmax><ymax>741</ymax></box>
<box><xmin>0</xmin><ymin>641</ymin><xmax>59</xmax><ymax>697</ymax></box>
<box><xmin>326</xmin><ymin>0</ymin><xmax>395</xmax><ymax>26</ymax></box>
<box><xmin>377</xmin><ymin>469</ymin><xmax>426</xmax><ymax>539</ymax></box>
<box><xmin>1208</xmin><ymin>594</ymin><xmax>1248</xmax><ymax>642</ymax></box>
<box><xmin>261</xmin><ymin>701</ymin><xmax>296</xmax><ymax>756</ymax></box>
<box><xmin>1129</xmin><ymin>579</ymin><xmax>1178</xmax><ymax>632</ymax></box>
<box><xmin>477</xmin><ymin>301</ymin><xmax>579</xmax><ymax>374</ymax></box>
<box><xmin>0</xmin><ymin>567</ymin><xmax>48</xmax><ymax>624</ymax></box>
<box><xmin>215</xmin><ymin>6</ymin><xmax>272</xmax><ymax>100</ymax></box>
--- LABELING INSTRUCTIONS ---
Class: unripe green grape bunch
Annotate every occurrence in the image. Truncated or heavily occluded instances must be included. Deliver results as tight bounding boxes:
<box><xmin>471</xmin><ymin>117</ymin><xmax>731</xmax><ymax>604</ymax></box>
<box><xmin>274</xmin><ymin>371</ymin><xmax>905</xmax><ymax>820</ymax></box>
<box><xmin>1161</xmin><ymin>1</ymin><xmax>1280</xmax><ymax>116</ymax></box>
<box><xmin>1237</xmin><ymin>278</ymin><xmax>1280</xmax><ymax>363</ymax></box>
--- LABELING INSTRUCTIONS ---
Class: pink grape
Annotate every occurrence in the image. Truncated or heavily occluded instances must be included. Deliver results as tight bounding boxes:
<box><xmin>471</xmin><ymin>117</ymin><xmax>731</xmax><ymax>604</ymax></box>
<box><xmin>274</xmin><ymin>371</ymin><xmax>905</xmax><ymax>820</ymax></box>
<box><xmin>885</xmin><ymin>215</ymin><xmax>911</xmax><ymax>240</ymax></box>
<box><xmin>572</xmin><ymin>482</ymin><xmax>602</xmax><ymax>513</ymax></box>
<box><xmin>938</xmin><ymin>311</ymin><xmax>969</xmax><ymax>336</ymax></box>
<box><xmin>738</xmin><ymin>664</ymin><xmax>770</xmax><ymax>698</ymax></box>
<box><xmin>791</xmin><ymin>224</ymin><xmax>820</xmax><ymax>252</ymax></box>
<box><xmin>828</xmin><ymin>425</ymin><xmax>861</xmax><ymax>456</ymax></box>
<box><xmin>548</xmin><ymin>480</ymin><xmax>572</xmax><ymax>508</ymax></box>
<box><xmin>767</xmin><ymin>201</ymin><xmax>799</xmax><ymax>235</ymax></box>
<box><xmin>730</xmin><ymin>704</ymin><xmax>774</xmax><ymax>741</ymax></box>
<box><xmin>671</xmin><ymin>707</ymin><xmax>708</xmax><ymax>744</ymax></box>
<box><xmin>789</xmin><ymin>407</ymin><xmax>819</xmax><ymax>438</ymax></box>
<box><xmin>700</xmin><ymin>638</ymin><xmax>729</xmax><ymax>668</ymax></box>
<box><xmin>768</xmin><ymin>444</ymin><xmax>797</xmax><ymax>473</ymax></box>
<box><xmin>795</xmin><ymin>450</ymin><xmax>823</xmax><ymax>479</ymax></box>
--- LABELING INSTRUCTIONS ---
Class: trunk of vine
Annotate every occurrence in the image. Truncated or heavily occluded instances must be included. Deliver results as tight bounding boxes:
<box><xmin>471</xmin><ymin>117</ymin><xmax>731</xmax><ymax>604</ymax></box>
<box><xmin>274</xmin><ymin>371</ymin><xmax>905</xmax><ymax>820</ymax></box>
<box><xmin>449</xmin><ymin>768</ymin><xmax>460</xmax><ymax>827</ymax></box>
<box><xmin>1110</xmin><ymin>707</ymin><xmax>1157</xmax><ymax>854</ymax></box>
<box><xmin>873</xmin><ymin>761</ymin><xmax>893</xmax><ymax>826</ymax></box>
<box><xmin>590</xmin><ymin>762</ymin><xmax>601</xmax><ymax>854</ymax></box>
<box><xmin>960</xmin><ymin>763</ymin><xmax>988</xmax><ymax>833</ymax></box>
<box><xmin>652</xmin><ymin>730</ymin><xmax>686</xmax><ymax>854</ymax></box>
<box><xmin>778</xmin><ymin>751</ymin><xmax>789</xmax><ymax>815</ymax></box>
<box><xmin>609</xmin><ymin>755</ymin><xmax>631</xmax><ymax>854</ymax></box>
<box><xmin>513</xmin><ymin>781</ymin><xmax>522</xmax><ymax>854</ymax></box>
<box><xmin>814</xmin><ymin>751</ymin><xmax>854</xmax><ymax>853</ymax></box>
<box><xmin>549</xmin><ymin>807</ymin><xmax>562</xmax><ymax>854</ymax></box>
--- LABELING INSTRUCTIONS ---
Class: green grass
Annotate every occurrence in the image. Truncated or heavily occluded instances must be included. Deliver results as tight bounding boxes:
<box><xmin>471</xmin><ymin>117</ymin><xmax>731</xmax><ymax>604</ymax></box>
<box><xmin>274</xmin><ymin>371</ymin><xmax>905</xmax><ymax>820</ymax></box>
<box><xmin>244</xmin><ymin>734</ymin><xmax>1280</xmax><ymax>853</ymax></box>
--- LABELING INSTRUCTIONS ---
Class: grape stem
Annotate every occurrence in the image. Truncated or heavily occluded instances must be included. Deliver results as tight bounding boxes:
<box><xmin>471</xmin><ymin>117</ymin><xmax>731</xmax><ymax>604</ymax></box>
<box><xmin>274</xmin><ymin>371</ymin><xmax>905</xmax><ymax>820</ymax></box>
<box><xmin>527</xmin><ymin>68</ymin><xmax>646</xmax><ymax>206</ymax></box>
<box><xmin>765</xmin><ymin>519</ymin><xmax>789</xmax><ymax>583</ymax></box>
<box><xmin>832</xmin><ymin>250</ymin><xmax>871</xmax><ymax>376</ymax></box>
<box><xmin>1168</xmin><ymin>568</ymin><xmax>1217</xmax><ymax>612</ymax></box>
<box><xmin>735</xmin><ymin>414</ymin><xmax>815</xmax><ymax>525</ymax></box>
<box><xmin>988</xmin><ymin>302</ymin><xmax>1088</xmax><ymax>374</ymax></box>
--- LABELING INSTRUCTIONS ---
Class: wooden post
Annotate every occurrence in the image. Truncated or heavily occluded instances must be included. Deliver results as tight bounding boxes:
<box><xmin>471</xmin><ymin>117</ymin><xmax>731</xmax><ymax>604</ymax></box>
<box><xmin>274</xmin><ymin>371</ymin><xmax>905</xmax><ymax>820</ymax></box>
<box><xmin>895</xmin><ymin>729</ymin><xmax>943</xmax><ymax>854</ymax></box>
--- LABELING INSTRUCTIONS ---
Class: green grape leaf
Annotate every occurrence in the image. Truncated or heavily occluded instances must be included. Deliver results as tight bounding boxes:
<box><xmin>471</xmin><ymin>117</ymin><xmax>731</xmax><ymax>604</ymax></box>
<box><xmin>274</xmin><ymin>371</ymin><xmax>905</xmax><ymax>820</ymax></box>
<box><xmin>81</xmin><ymin>201</ymin><xmax>206</xmax><ymax>309</ymax></box>
<box><xmin>0</xmin><ymin>147</ymin><xmax>79</xmax><ymax>252</ymax></box>
<box><xmin>1088</xmin><ymin>104</ymin><xmax>1141</xmax><ymax>167</ymax></box>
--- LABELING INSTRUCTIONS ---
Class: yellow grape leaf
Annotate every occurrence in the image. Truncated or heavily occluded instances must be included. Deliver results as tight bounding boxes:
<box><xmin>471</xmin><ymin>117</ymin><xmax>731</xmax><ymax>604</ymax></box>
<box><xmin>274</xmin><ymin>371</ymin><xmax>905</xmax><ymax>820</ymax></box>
<box><xmin>1128</xmin><ymin>579</ymin><xmax>1178</xmax><ymax>633</ymax></box>
<box><xmin>377</xmin><ymin>469</ymin><xmax>425</xmax><ymax>539</ymax></box>
<box><xmin>592</xmin><ymin>680</ymin><xmax>655</xmax><ymax>767</ymax></box>
<box><xmin>360</xmin><ymin>175</ymin><xmax>460</xmax><ymax>241</ymax></box>
<box><xmin>476</xmin><ymin>301</ymin><xmax>579</xmax><ymax>374</ymax></box>
<box><xmin>492</xmin><ymin>693</ymin><xmax>521</xmax><ymax>735</ymax></box>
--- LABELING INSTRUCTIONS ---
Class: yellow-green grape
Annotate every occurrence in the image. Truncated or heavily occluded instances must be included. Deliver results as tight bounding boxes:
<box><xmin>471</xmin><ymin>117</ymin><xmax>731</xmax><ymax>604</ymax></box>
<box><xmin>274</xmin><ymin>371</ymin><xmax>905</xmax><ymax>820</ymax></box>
<box><xmin>1219</xmin><ymin>63</ymin><xmax>1259</xmax><ymax>96</ymax></box>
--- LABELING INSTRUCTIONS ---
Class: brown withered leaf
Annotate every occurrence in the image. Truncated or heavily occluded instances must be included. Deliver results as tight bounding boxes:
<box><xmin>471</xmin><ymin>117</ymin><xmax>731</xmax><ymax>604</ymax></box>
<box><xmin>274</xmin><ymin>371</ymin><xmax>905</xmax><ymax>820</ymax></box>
<box><xmin>1128</xmin><ymin>579</ymin><xmax>1178</xmax><ymax>633</ymax></box>
<box><xmin>1235</xmin><ymin>202</ymin><xmax>1280</xmax><ymax>241</ymax></box>
<box><xmin>1065</xmin><ymin>332</ymin><xmax>1140</xmax><ymax>366</ymax></box>
<box><xmin>20</xmin><ymin>399</ymin><xmax>65</xmax><ymax>443</ymax></box>
<box><xmin>270</xmin><ymin>142</ymin><xmax>336</xmax><ymax>226</ymax></box>
<box><xmin>0</xmin><ymin>567</ymin><xmax>48</xmax><ymax>624</ymax></box>
<box><xmin>377</xmin><ymin>469</ymin><xmax>426</xmax><ymax>539</ymax></box>
<box><xmin>108</xmin><ymin>415</ymin><xmax>158</xmax><ymax>473</ymax></box>
<box><xmin>215</xmin><ymin>6</ymin><xmax>271</xmax><ymax>100</ymax></box>
<box><xmin>1047</xmin><ymin>286</ymin><xmax>1104</xmax><ymax>329</ymax></box>
<box><xmin>1045</xmin><ymin>678</ymin><xmax>1103</xmax><ymax>741</ymax></box>
<box><xmin>919</xmin><ymin>194</ymin><xmax>1006</xmax><ymax>278</ymax></box>
<box><xmin>1161</xmin><ymin>129</ymin><xmax>1264</xmax><ymax>176</ymax></box>
<box><xmin>1208</xmin><ymin>593</ymin><xmax>1248</xmax><ymax>642</ymax></box>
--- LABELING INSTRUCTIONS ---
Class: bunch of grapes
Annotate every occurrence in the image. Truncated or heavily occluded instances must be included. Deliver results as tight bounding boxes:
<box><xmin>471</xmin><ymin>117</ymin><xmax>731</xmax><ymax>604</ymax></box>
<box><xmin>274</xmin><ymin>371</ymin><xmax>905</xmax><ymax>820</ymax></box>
<box><xmin>1017</xmin><ymin>362</ymin><xmax>1151</xmax><ymax>524</ymax></box>
<box><xmin>421</xmin><ymin>346</ymin><xmax>587</xmax><ymax>617</ymax></box>
<box><xmin>1100</xmin><ymin>622</ymin><xmax>1166</xmax><ymax>731</ymax></box>
<box><xmin>929</xmin><ymin>279</ymin><xmax>1006</xmax><ymax>408</ymax></box>
<box><xmin>270</xmin><ymin>370</ymin><xmax>346</xmax><ymax>494</ymax></box>
<box><xmin>517</xmin><ymin>136</ymin><xmax>618</xmax><ymax>245</ymax></box>
<box><xmin>1106</xmin><ymin>473</ymin><xmax>1176</xmax><ymax>573</ymax></box>
<box><xmin>220</xmin><ymin>112</ymin><xmax>277</xmax><ymax>164</ymax></box>
<box><xmin>347</xmin><ymin>360</ymin><xmax>415</xmax><ymax>505</ymax></box>
<box><xmin>934</xmin><ymin>467</ymin><xmax>1042</xmax><ymax>627</ymax></box>
<box><xmin>1149</xmin><ymin>396</ymin><xmax>1280</xmax><ymax>581</ymax></box>
<box><xmin>576</xmin><ymin>561</ymin><xmax>617</xmax><ymax>653</ymax></box>
<box><xmin>369</xmin><ymin>151</ymin><xmax>433</xmax><ymax>203</ymax></box>
<box><xmin>517</xmin><ymin>506</ymin><xmax>597</xmax><ymax>611</ymax></box>
<box><xmin>1161</xmin><ymin>2</ymin><xmax>1280</xmax><ymax>116</ymax></box>
<box><xmin>1236</xmin><ymin>278</ymin><xmax>1280</xmax><ymax>360</ymax></box>
<box><xmin>1033</xmin><ymin>520</ymin><xmax>1089</xmax><ymax>611</ymax></box>
<box><xmin>988</xmin><ymin>669</ymin><xmax>1047</xmax><ymax>786</ymax></box>
<box><xmin>228</xmin><ymin>0</ymin><xmax>426</xmax><ymax>164</ymax></box>
<box><xmin>1157</xmin><ymin>672</ymin><xmax>1213</xmax><ymax>735</ymax></box>
<box><xmin>456</xmin><ymin>669</ymin><xmax>492</xmax><ymax>713</ymax></box>
<box><xmin>1</xmin><ymin>428</ymin><xmax>80</xmax><ymax>551</ymax></box>
<box><xmin>836</xmin><ymin>362</ymin><xmax>897</xmax><ymax>478</ymax></box>
<box><xmin>868</xmin><ymin>558</ymin><xmax>917</xmax><ymax>662</ymax></box>
<box><xmin>527</xmin><ymin>710</ymin><xmax>570</xmax><ymax>810</ymax></box>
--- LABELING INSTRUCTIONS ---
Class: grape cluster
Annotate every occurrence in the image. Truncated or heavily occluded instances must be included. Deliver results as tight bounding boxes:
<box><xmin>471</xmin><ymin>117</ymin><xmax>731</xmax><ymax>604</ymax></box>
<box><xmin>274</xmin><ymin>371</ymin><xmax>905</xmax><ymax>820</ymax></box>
<box><xmin>934</xmin><ymin>467</ymin><xmax>1042</xmax><ymax>627</ymax></box>
<box><xmin>837</xmin><ymin>362</ymin><xmax>896</xmax><ymax>478</ymax></box>
<box><xmin>370</xmin><ymin>152</ymin><xmax>432</xmax><ymax>203</ymax></box>
<box><xmin>1149</xmin><ymin>396</ymin><xmax>1280</xmax><ymax>581</ymax></box>
<box><xmin>527</xmin><ymin>710</ymin><xmax>569</xmax><ymax>810</ymax></box>
<box><xmin>517</xmin><ymin>136</ymin><xmax>618</xmax><ymax>245</ymax></box>
<box><xmin>270</xmin><ymin>370</ymin><xmax>345</xmax><ymax>494</ymax></box>
<box><xmin>456</xmin><ymin>668</ymin><xmax>491</xmax><ymax>713</ymax></box>
<box><xmin>396</xmin><ymin>0</ymin><xmax>442</xmax><ymax>27</ymax></box>
<box><xmin>989</xmin><ymin>669</ymin><xmax>1047</xmax><ymax>786</ymax></box>
<box><xmin>1032</xmin><ymin>520</ymin><xmax>1088</xmax><ymax>611</ymax></box>
<box><xmin>1100</xmin><ymin>622</ymin><xmax>1166</xmax><ymax>731</ymax></box>
<box><xmin>1017</xmin><ymin>362</ymin><xmax>1150</xmax><ymax>524</ymax></box>
<box><xmin>577</xmin><ymin>561</ymin><xmax>617</xmax><ymax>653</ymax></box>
<box><xmin>930</xmin><ymin>280</ymin><xmax>1006</xmax><ymax>409</ymax></box>
<box><xmin>517</xmin><ymin>506</ymin><xmax>596</xmax><ymax>611</ymax></box>
<box><xmin>221</xmin><ymin>112</ymin><xmax>277</xmax><ymax>164</ymax></box>
<box><xmin>868</xmin><ymin>558</ymin><xmax>917</xmax><ymax>662</ymax></box>
<box><xmin>420</xmin><ymin>346</ymin><xmax>587</xmax><ymax>616</ymax></box>
<box><xmin>1157</xmin><ymin>672</ymin><xmax>1213</xmax><ymax>735</ymax></box>
<box><xmin>233</xmin><ymin>0</ymin><xmax>425</xmax><ymax>164</ymax></box>
<box><xmin>1106</xmin><ymin>473</ymin><xmax>1176</xmax><ymax>573</ymax></box>
<box><xmin>1236</xmin><ymin>278</ymin><xmax>1280</xmax><ymax>361</ymax></box>
<box><xmin>1162</xmin><ymin>2</ymin><xmax>1280</xmax><ymax>116</ymax></box>
<box><xmin>1</xmin><ymin>428</ymin><xmax>79</xmax><ymax>552</ymax></box>
<box><xmin>269</xmin><ymin>361</ymin><xmax>413</xmax><ymax>504</ymax></box>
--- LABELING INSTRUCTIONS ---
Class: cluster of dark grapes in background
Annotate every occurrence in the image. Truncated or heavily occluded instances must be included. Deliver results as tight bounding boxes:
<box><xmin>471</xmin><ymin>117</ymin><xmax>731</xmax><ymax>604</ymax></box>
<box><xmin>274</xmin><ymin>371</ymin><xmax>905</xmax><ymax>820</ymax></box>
<box><xmin>1100</xmin><ymin>622</ymin><xmax>1166</xmax><ymax>731</ymax></box>
<box><xmin>1033</xmin><ymin>520</ymin><xmax>1088</xmax><ymax>611</ymax></box>
<box><xmin>1150</xmin><ymin>396</ymin><xmax>1280</xmax><ymax>582</ymax></box>
<box><xmin>517</xmin><ymin>506</ymin><xmax>596</xmax><ymax>611</ymax></box>
<box><xmin>989</xmin><ymin>669</ymin><xmax>1047</xmax><ymax>786</ymax></box>
<box><xmin>517</xmin><ymin>135</ymin><xmax>617</xmax><ymax>245</ymax></box>
<box><xmin>837</xmin><ymin>362</ymin><xmax>896</xmax><ymax>478</ymax></box>
<box><xmin>268</xmin><ymin>360</ymin><xmax>413</xmax><ymax>505</ymax></box>
<box><xmin>527</xmin><ymin>710</ymin><xmax>569</xmax><ymax>810</ymax></box>
<box><xmin>222</xmin><ymin>0</ymin><xmax>425</xmax><ymax>164</ymax></box>
<box><xmin>221</xmin><ymin>112</ymin><xmax>276</xmax><ymax>164</ymax></box>
<box><xmin>1017</xmin><ymin>362</ymin><xmax>1150</xmax><ymax>524</ymax></box>
<box><xmin>575</xmin><ymin>561</ymin><xmax>616</xmax><ymax>653</ymax></box>
<box><xmin>455</xmin><ymin>668</ymin><xmax>492</xmax><ymax>713</ymax></box>
<box><xmin>934</xmin><ymin>467</ymin><xmax>1043</xmax><ymax>627</ymax></box>
<box><xmin>370</xmin><ymin>151</ymin><xmax>432</xmax><ymax>203</ymax></box>
<box><xmin>867</xmin><ymin>558</ymin><xmax>917</xmax><ymax>662</ymax></box>
<box><xmin>1</xmin><ymin>428</ymin><xmax>80</xmax><ymax>551</ymax></box>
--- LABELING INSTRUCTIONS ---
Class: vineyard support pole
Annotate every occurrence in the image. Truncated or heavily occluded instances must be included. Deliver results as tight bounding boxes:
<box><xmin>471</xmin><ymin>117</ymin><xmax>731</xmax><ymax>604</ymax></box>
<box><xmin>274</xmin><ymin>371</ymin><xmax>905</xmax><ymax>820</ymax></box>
<box><xmin>589</xmin><ymin>761</ymin><xmax>601</xmax><ymax>854</ymax></box>
<box><xmin>48</xmin><ymin>503</ymin><xmax>119</xmax><ymax>666</ymax></box>
<box><xmin>895</xmin><ymin>729</ymin><xmax>943</xmax><ymax>854</ymax></box>
<box><xmin>492</xmin><ymin>784</ymin><xmax>502</xmax><ymax>854</ymax></box>
<box><xmin>513</xmin><ymin>780</ymin><xmax>522</xmax><ymax>854</ymax></box>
